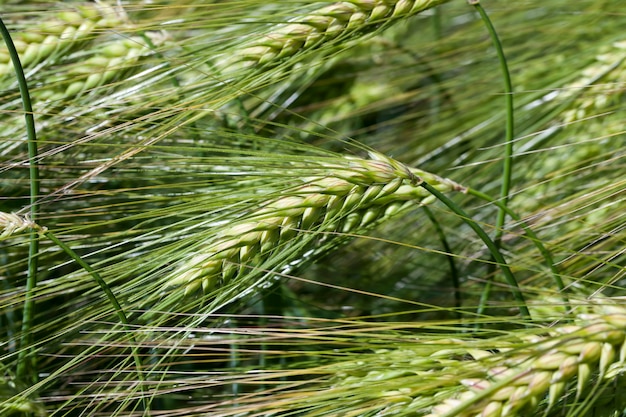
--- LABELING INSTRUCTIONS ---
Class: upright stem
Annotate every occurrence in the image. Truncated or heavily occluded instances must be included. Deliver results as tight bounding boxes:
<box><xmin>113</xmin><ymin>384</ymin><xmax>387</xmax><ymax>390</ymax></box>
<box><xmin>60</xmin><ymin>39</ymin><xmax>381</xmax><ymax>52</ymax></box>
<box><xmin>0</xmin><ymin>15</ymin><xmax>41</xmax><ymax>382</ymax></box>
<box><xmin>469</xmin><ymin>1</ymin><xmax>515</xmax><ymax>315</ymax></box>
<box><xmin>471</xmin><ymin>1</ymin><xmax>515</xmax><ymax>245</ymax></box>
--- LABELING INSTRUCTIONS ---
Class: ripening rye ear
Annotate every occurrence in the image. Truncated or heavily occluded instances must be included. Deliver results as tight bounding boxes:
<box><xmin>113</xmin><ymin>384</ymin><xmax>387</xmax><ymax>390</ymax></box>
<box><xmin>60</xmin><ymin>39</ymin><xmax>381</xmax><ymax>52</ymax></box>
<box><xmin>0</xmin><ymin>3</ymin><xmax>168</xmax><ymax>159</ymax></box>
<box><xmin>219</xmin><ymin>298</ymin><xmax>625</xmax><ymax>417</ymax></box>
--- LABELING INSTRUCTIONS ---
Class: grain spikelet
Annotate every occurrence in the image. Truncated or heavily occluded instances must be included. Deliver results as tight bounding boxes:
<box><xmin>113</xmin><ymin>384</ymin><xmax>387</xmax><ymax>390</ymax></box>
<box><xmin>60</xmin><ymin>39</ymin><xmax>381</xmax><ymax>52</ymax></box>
<box><xmin>425</xmin><ymin>300</ymin><xmax>626</xmax><ymax>417</ymax></box>
<box><xmin>167</xmin><ymin>153</ymin><xmax>466</xmax><ymax>295</ymax></box>
<box><xmin>0</xmin><ymin>2</ymin><xmax>126</xmax><ymax>77</ymax></box>
<box><xmin>0</xmin><ymin>212</ymin><xmax>39</xmax><ymax>239</ymax></box>
<box><xmin>0</xmin><ymin>29</ymin><xmax>168</xmax><ymax>158</ymax></box>
<box><xmin>317</xmin><ymin>299</ymin><xmax>626</xmax><ymax>417</ymax></box>
<box><xmin>35</xmin><ymin>31</ymin><xmax>168</xmax><ymax>102</ymax></box>
<box><xmin>224</xmin><ymin>0</ymin><xmax>449</xmax><ymax>70</ymax></box>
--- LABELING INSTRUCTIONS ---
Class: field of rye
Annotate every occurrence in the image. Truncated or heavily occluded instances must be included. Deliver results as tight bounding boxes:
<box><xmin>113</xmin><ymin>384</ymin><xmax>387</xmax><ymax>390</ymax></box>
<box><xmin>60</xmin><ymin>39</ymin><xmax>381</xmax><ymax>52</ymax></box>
<box><xmin>0</xmin><ymin>1</ymin><xmax>625</xmax><ymax>416</ymax></box>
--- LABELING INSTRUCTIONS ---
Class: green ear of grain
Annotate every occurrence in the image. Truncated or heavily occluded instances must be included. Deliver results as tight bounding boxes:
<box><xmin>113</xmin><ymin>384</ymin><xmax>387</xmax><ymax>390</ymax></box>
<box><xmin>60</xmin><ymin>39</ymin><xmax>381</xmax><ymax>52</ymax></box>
<box><xmin>0</xmin><ymin>28</ymin><xmax>167</xmax><ymax>159</ymax></box>
<box><xmin>221</xmin><ymin>0</ymin><xmax>449</xmax><ymax>72</ymax></box>
<box><xmin>0</xmin><ymin>2</ymin><xmax>125</xmax><ymax>77</ymax></box>
<box><xmin>308</xmin><ymin>299</ymin><xmax>626</xmax><ymax>417</ymax></box>
<box><xmin>36</xmin><ymin>31</ymin><xmax>167</xmax><ymax>102</ymax></box>
<box><xmin>166</xmin><ymin>153</ymin><xmax>466</xmax><ymax>296</ymax></box>
<box><xmin>424</xmin><ymin>300</ymin><xmax>626</xmax><ymax>417</ymax></box>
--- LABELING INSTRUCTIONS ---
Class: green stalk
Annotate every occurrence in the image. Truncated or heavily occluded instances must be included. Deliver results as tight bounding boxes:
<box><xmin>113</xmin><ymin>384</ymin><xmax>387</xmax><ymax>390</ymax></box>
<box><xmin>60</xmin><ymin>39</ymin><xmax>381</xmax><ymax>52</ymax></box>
<box><xmin>470</xmin><ymin>1</ymin><xmax>514</xmax><ymax>220</ymax></box>
<box><xmin>470</xmin><ymin>1</ymin><xmax>516</xmax><ymax>314</ymax></box>
<box><xmin>43</xmin><ymin>231</ymin><xmax>148</xmax><ymax>411</ymax></box>
<box><xmin>419</xmin><ymin>182</ymin><xmax>531</xmax><ymax>320</ymax></box>
<box><xmin>469</xmin><ymin>182</ymin><xmax>574</xmax><ymax>316</ymax></box>
<box><xmin>467</xmin><ymin>188</ymin><xmax>569</xmax><ymax>302</ymax></box>
<box><xmin>1</xmin><ymin>16</ymin><xmax>147</xmax><ymax>411</ymax></box>
<box><xmin>0</xmin><ymin>15</ymin><xmax>41</xmax><ymax>383</ymax></box>
<box><xmin>228</xmin><ymin>318</ymin><xmax>240</xmax><ymax>399</ymax></box>
<box><xmin>422</xmin><ymin>206</ymin><xmax>461</xmax><ymax>315</ymax></box>
<box><xmin>475</xmin><ymin>262</ymin><xmax>493</xmax><ymax>320</ymax></box>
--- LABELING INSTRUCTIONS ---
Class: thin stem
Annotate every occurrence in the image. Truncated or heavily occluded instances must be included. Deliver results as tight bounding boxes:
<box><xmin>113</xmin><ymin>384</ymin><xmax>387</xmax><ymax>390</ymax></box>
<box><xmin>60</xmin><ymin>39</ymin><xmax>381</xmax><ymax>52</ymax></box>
<box><xmin>467</xmin><ymin>188</ymin><xmax>569</xmax><ymax>302</ymax></box>
<box><xmin>471</xmin><ymin>1</ymin><xmax>515</xmax><ymax>314</ymax></box>
<box><xmin>474</xmin><ymin>1</ymin><xmax>515</xmax><ymax>239</ymax></box>
<box><xmin>422</xmin><ymin>206</ymin><xmax>461</xmax><ymax>316</ymax></box>
<box><xmin>419</xmin><ymin>182</ymin><xmax>531</xmax><ymax>320</ymax></box>
<box><xmin>43</xmin><ymin>231</ymin><xmax>148</xmax><ymax>411</ymax></box>
<box><xmin>475</xmin><ymin>268</ymin><xmax>493</xmax><ymax>320</ymax></box>
<box><xmin>0</xmin><ymin>15</ymin><xmax>41</xmax><ymax>382</ymax></box>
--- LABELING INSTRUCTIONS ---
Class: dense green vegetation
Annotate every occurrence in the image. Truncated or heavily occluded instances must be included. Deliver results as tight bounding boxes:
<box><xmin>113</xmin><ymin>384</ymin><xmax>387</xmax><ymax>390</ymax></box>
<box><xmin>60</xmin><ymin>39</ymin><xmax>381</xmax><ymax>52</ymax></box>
<box><xmin>1</xmin><ymin>1</ymin><xmax>625</xmax><ymax>415</ymax></box>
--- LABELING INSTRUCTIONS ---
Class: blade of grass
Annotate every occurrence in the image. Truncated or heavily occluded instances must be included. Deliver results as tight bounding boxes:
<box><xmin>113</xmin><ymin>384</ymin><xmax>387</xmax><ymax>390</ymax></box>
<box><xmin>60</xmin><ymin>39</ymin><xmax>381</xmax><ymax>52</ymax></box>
<box><xmin>42</xmin><ymin>229</ymin><xmax>149</xmax><ymax>412</ymax></box>
<box><xmin>422</xmin><ymin>206</ymin><xmax>462</xmax><ymax>316</ymax></box>
<box><xmin>469</xmin><ymin>0</ymin><xmax>516</xmax><ymax>316</ymax></box>
<box><xmin>0</xmin><ymin>15</ymin><xmax>41</xmax><ymax>384</ymax></box>
<box><xmin>418</xmin><ymin>181</ymin><xmax>531</xmax><ymax>320</ymax></box>
<box><xmin>467</xmin><ymin>188</ymin><xmax>567</xmax><ymax>299</ymax></box>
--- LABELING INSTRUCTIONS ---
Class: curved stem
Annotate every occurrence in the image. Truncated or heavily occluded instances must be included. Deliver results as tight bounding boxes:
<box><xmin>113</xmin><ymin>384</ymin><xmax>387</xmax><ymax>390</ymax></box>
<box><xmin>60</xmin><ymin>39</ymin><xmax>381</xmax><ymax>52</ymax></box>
<box><xmin>467</xmin><ymin>188</ymin><xmax>569</xmax><ymax>303</ymax></box>
<box><xmin>423</xmin><ymin>206</ymin><xmax>462</xmax><ymax>316</ymax></box>
<box><xmin>419</xmin><ymin>182</ymin><xmax>531</xmax><ymax>320</ymax></box>
<box><xmin>43</xmin><ymin>231</ymin><xmax>148</xmax><ymax>410</ymax></box>
<box><xmin>0</xmin><ymin>15</ymin><xmax>41</xmax><ymax>382</ymax></box>
<box><xmin>471</xmin><ymin>2</ymin><xmax>515</xmax><ymax>226</ymax></box>
<box><xmin>471</xmin><ymin>1</ymin><xmax>515</xmax><ymax>314</ymax></box>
